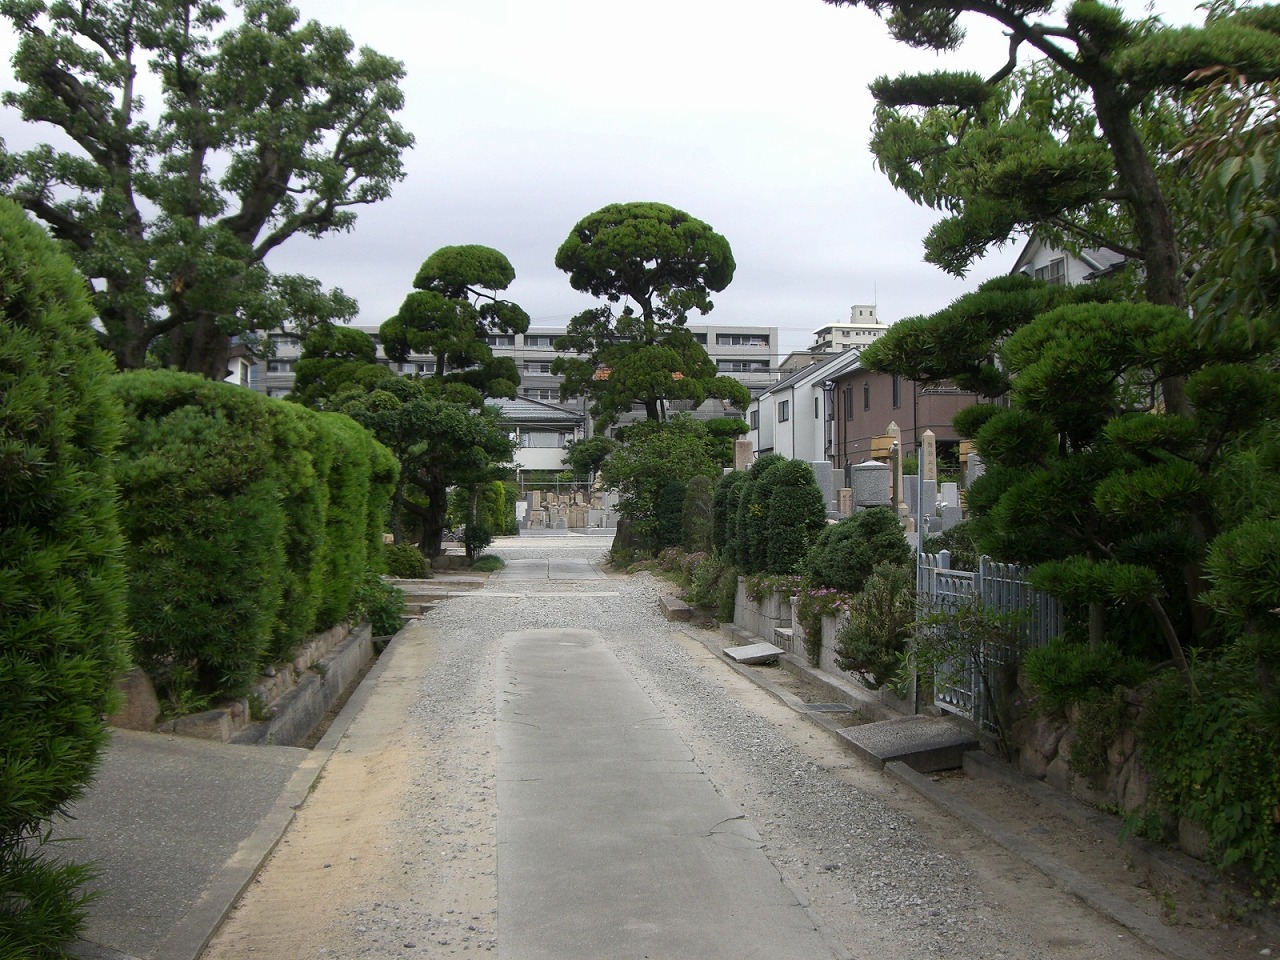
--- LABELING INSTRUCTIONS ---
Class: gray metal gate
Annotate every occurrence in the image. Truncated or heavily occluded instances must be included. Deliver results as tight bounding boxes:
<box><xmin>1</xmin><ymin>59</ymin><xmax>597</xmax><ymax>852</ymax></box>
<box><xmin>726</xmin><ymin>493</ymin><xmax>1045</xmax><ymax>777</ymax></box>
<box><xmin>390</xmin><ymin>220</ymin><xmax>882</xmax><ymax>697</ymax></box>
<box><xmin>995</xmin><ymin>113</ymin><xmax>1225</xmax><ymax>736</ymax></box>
<box><xmin>917</xmin><ymin>550</ymin><xmax>1062</xmax><ymax>729</ymax></box>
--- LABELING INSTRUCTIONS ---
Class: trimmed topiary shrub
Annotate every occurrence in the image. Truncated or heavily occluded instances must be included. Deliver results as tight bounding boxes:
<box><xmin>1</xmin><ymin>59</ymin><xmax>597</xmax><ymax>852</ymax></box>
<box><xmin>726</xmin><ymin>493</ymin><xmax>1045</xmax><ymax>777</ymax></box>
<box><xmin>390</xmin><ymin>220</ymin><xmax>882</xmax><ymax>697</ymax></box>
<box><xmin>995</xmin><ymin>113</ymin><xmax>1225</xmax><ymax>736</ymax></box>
<box><xmin>313</xmin><ymin>412</ymin><xmax>378</xmax><ymax>631</ymax></box>
<box><xmin>0</xmin><ymin>198</ymin><xmax>131</xmax><ymax>954</ymax></box>
<box><xmin>112</xmin><ymin>371</ymin><xmax>289</xmax><ymax>705</ymax></box>
<box><xmin>385</xmin><ymin>541</ymin><xmax>429</xmax><ymax>579</ymax></box>
<box><xmin>802</xmin><ymin>507</ymin><xmax>911</xmax><ymax>594</ymax></box>
<box><xmin>712</xmin><ymin>470</ymin><xmax>745</xmax><ymax>557</ymax></box>
<box><xmin>733</xmin><ymin>453</ymin><xmax>785</xmax><ymax>572</ymax></box>
<box><xmin>763</xmin><ymin>460</ymin><xmax>828</xmax><ymax>574</ymax></box>
<box><xmin>654</xmin><ymin>480</ymin><xmax>688</xmax><ymax>552</ymax></box>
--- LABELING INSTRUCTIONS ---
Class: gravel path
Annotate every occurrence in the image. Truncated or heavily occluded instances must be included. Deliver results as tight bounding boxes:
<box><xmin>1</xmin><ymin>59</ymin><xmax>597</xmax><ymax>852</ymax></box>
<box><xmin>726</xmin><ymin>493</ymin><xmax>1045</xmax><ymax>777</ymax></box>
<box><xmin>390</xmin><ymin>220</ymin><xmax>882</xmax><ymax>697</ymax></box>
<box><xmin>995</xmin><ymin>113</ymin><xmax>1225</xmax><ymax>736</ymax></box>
<box><xmin>204</xmin><ymin>540</ymin><xmax>1190</xmax><ymax>959</ymax></box>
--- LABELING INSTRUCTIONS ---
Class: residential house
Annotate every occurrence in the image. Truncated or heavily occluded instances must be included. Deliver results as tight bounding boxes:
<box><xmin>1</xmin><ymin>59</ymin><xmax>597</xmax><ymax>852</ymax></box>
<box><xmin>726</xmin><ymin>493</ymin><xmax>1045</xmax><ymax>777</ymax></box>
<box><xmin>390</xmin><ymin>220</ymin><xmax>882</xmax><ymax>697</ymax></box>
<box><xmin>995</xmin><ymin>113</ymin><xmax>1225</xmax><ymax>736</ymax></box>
<box><xmin>746</xmin><ymin>347</ymin><xmax>869</xmax><ymax>463</ymax></box>
<box><xmin>1010</xmin><ymin>235</ymin><xmax>1128</xmax><ymax>286</ymax></box>
<box><xmin>486</xmin><ymin>396</ymin><xmax>586</xmax><ymax>485</ymax></box>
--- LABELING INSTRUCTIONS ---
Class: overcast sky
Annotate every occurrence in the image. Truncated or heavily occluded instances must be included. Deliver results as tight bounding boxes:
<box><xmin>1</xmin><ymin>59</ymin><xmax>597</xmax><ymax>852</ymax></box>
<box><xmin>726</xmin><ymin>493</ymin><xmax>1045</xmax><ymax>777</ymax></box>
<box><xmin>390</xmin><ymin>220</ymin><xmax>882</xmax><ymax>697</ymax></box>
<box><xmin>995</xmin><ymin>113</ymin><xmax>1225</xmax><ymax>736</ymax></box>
<box><xmin>2</xmin><ymin>0</ymin><xmax>1206</xmax><ymax>357</ymax></box>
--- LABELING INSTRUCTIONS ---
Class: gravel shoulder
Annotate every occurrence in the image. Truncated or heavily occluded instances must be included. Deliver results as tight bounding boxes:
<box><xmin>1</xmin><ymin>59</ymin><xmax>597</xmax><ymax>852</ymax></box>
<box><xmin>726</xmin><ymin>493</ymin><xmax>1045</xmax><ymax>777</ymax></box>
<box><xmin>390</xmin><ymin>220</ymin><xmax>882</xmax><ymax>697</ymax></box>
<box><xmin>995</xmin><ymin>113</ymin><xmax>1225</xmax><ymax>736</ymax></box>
<box><xmin>200</xmin><ymin>544</ymin><xmax>1277</xmax><ymax>960</ymax></box>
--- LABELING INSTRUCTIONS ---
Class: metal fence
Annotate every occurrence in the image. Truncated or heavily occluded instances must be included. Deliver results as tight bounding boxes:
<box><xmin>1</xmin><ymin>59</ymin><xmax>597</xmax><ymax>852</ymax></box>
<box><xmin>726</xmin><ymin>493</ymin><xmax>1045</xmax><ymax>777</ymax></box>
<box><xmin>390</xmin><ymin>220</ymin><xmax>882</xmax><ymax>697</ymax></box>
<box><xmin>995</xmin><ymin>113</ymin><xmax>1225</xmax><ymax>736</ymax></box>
<box><xmin>917</xmin><ymin>550</ymin><xmax>1062</xmax><ymax>728</ymax></box>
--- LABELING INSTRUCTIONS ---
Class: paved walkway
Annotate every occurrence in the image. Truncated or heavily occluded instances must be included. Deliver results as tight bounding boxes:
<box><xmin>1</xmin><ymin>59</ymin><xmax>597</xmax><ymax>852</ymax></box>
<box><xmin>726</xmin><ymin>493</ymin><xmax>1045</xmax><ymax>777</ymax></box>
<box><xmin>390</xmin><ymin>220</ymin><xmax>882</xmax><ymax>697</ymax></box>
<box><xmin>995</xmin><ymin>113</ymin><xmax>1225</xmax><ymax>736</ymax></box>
<box><xmin>495</xmin><ymin>624</ymin><xmax>843</xmax><ymax>960</ymax></box>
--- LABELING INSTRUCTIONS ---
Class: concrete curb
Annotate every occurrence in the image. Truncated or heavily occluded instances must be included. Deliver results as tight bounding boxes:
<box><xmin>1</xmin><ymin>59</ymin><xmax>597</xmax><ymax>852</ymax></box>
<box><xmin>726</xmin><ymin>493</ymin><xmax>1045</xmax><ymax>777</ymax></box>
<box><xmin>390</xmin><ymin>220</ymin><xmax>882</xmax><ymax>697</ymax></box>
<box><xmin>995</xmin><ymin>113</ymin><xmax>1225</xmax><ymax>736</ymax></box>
<box><xmin>684</xmin><ymin>620</ymin><xmax>1269</xmax><ymax>960</ymax></box>
<box><xmin>884</xmin><ymin>761</ymin><xmax>1218</xmax><ymax>960</ymax></box>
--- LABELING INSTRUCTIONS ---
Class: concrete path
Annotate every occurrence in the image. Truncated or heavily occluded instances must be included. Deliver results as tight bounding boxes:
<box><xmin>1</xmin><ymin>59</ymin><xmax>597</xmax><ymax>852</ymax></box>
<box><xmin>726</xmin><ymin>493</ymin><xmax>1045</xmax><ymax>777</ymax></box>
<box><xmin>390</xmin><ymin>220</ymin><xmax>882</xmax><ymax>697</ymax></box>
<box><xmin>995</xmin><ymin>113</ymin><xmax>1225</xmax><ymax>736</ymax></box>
<box><xmin>495</xmin><ymin>627</ymin><xmax>843</xmax><ymax>960</ymax></box>
<box><xmin>488</xmin><ymin>556</ymin><xmax>608</xmax><ymax>581</ymax></box>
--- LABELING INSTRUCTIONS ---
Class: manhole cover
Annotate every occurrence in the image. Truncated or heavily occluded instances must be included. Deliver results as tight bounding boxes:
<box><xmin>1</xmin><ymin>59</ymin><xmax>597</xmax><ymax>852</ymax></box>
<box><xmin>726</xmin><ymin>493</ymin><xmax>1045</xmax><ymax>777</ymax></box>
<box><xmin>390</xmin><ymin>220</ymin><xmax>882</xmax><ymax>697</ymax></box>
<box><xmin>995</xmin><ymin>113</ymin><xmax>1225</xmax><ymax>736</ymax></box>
<box><xmin>805</xmin><ymin>703</ymin><xmax>854</xmax><ymax>713</ymax></box>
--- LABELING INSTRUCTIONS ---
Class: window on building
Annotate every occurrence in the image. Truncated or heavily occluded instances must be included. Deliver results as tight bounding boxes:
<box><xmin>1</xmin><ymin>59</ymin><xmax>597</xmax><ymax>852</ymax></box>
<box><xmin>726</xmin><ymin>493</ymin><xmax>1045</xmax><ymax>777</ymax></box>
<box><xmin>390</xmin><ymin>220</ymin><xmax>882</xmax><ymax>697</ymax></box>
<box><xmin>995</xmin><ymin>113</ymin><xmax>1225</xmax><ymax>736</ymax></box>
<box><xmin>1035</xmin><ymin>257</ymin><xmax>1066</xmax><ymax>284</ymax></box>
<box><xmin>749</xmin><ymin>410</ymin><xmax>759</xmax><ymax>429</ymax></box>
<box><xmin>777</xmin><ymin>400</ymin><xmax>790</xmax><ymax>423</ymax></box>
<box><xmin>716</xmin><ymin>334</ymin><xmax>769</xmax><ymax>347</ymax></box>
<box><xmin>693</xmin><ymin>332</ymin><xmax>708</xmax><ymax>344</ymax></box>
<box><xmin>266</xmin><ymin>360</ymin><xmax>292</xmax><ymax>373</ymax></box>
<box><xmin>892</xmin><ymin>374</ymin><xmax>901</xmax><ymax>409</ymax></box>
<box><xmin>815</xmin><ymin>396</ymin><xmax>821</xmax><ymax>419</ymax></box>
<box><xmin>844</xmin><ymin>386</ymin><xmax>854</xmax><ymax>420</ymax></box>
<box><xmin>863</xmin><ymin>383</ymin><xmax>871</xmax><ymax>411</ymax></box>
<box><xmin>717</xmin><ymin>359</ymin><xmax>771</xmax><ymax>373</ymax></box>
<box><xmin>488</xmin><ymin>334</ymin><xmax>515</xmax><ymax>347</ymax></box>
<box><xmin>525</xmin><ymin>362</ymin><xmax>552</xmax><ymax>374</ymax></box>
<box><xmin>524</xmin><ymin>335</ymin><xmax>556</xmax><ymax>348</ymax></box>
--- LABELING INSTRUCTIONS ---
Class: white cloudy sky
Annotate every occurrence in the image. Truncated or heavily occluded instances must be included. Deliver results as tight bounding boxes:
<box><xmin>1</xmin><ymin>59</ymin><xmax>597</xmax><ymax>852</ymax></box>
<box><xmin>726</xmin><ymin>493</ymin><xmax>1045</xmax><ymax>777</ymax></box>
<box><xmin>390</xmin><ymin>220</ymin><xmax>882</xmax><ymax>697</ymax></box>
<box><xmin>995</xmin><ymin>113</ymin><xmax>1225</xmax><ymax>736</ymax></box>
<box><xmin>1</xmin><ymin>0</ymin><xmax>1206</xmax><ymax>356</ymax></box>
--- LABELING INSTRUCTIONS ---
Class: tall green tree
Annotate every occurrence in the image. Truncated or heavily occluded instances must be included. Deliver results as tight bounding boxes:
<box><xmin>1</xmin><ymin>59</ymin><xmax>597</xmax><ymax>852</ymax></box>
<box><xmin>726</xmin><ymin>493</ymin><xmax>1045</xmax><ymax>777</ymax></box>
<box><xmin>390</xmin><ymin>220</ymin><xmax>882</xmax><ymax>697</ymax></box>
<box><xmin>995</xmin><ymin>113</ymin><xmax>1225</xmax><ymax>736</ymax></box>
<box><xmin>552</xmin><ymin>202</ymin><xmax>749</xmax><ymax>425</ymax></box>
<box><xmin>379</xmin><ymin>245</ymin><xmax>529</xmax><ymax>397</ymax></box>
<box><xmin>825</xmin><ymin>0</ymin><xmax>1280</xmax><ymax>408</ymax></box>
<box><xmin>290</xmin><ymin>324</ymin><xmax>393</xmax><ymax>409</ymax></box>
<box><xmin>0</xmin><ymin>0</ymin><xmax>412</xmax><ymax>378</ymax></box>
<box><xmin>333</xmin><ymin>376</ymin><xmax>515</xmax><ymax>559</ymax></box>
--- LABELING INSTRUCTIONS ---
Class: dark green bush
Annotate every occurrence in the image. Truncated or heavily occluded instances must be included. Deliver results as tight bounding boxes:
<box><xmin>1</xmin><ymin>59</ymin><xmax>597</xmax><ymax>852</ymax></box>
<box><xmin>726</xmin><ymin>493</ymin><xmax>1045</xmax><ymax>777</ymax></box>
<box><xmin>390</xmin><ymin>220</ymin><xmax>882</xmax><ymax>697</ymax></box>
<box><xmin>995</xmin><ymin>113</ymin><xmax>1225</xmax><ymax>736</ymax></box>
<box><xmin>352</xmin><ymin>570</ymin><xmax>407</xmax><ymax>638</ymax></box>
<box><xmin>764</xmin><ymin>460</ymin><xmax>828</xmax><ymax>574</ymax></box>
<box><xmin>112</xmin><ymin>371</ymin><xmax>288</xmax><ymax>703</ymax></box>
<box><xmin>0</xmin><ymin>198</ymin><xmax>131</xmax><ymax>954</ymax></box>
<box><xmin>713</xmin><ymin>470</ymin><xmax>745</xmax><ymax>557</ymax></box>
<box><xmin>1022</xmin><ymin>638</ymin><xmax>1151</xmax><ymax>714</ymax></box>
<box><xmin>384</xmin><ymin>541</ymin><xmax>429</xmax><ymax>579</ymax></box>
<box><xmin>313</xmin><ymin>412</ymin><xmax>378</xmax><ymax>630</ymax></box>
<box><xmin>654</xmin><ymin>480</ymin><xmax>688</xmax><ymax>551</ymax></box>
<box><xmin>1139</xmin><ymin>664</ymin><xmax>1280</xmax><ymax>903</ymax></box>
<box><xmin>836</xmin><ymin>563</ymin><xmax>915</xmax><ymax>688</ymax></box>
<box><xmin>733</xmin><ymin>454</ymin><xmax>785</xmax><ymax>572</ymax></box>
<box><xmin>682</xmin><ymin>474</ymin><xmax>715</xmax><ymax>553</ymax></box>
<box><xmin>802</xmin><ymin>507</ymin><xmax>911</xmax><ymax>594</ymax></box>
<box><xmin>265</xmin><ymin>402</ymin><xmax>328</xmax><ymax>662</ymax></box>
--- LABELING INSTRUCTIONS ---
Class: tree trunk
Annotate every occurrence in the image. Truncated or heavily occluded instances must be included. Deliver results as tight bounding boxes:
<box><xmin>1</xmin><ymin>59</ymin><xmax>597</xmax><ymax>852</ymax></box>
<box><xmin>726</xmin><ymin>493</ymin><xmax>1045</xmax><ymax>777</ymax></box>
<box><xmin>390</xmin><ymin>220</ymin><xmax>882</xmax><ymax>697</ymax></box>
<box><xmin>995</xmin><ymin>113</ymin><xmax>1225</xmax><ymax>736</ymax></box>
<box><xmin>166</xmin><ymin>314</ymin><xmax>233</xmax><ymax>380</ymax></box>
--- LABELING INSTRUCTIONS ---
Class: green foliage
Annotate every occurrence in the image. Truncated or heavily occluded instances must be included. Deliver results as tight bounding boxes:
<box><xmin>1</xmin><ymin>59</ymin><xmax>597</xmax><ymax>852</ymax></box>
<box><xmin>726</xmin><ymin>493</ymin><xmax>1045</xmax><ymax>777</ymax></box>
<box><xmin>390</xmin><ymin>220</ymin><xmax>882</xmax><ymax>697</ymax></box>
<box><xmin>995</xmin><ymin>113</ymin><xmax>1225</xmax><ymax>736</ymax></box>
<box><xmin>0</xmin><ymin>197</ymin><xmax>132</xmax><ymax>953</ymax></box>
<box><xmin>654</xmin><ymin>481</ymin><xmax>689</xmax><ymax>552</ymax></box>
<box><xmin>1022</xmin><ymin>639</ymin><xmax>1151</xmax><ymax>714</ymax></box>
<box><xmin>1140</xmin><ymin>664</ymin><xmax>1280</xmax><ymax>903</ymax></box>
<box><xmin>836</xmin><ymin>563</ymin><xmax>916</xmax><ymax>688</ymax></box>
<box><xmin>732</xmin><ymin>453</ymin><xmax>786</xmax><ymax>572</ymax></box>
<box><xmin>681</xmin><ymin>475</ymin><xmax>715</xmax><ymax>554</ymax></box>
<box><xmin>712</xmin><ymin>470</ymin><xmax>745</xmax><ymax>559</ymax></box>
<box><xmin>291</xmin><ymin>325</ymin><xmax>394</xmax><ymax>410</ymax></box>
<box><xmin>911</xmin><ymin>603</ymin><xmax>1026</xmax><ymax>757</ymax></box>
<box><xmin>471</xmin><ymin>554</ymin><xmax>505</xmax><ymax>573</ymax></box>
<box><xmin>553</xmin><ymin>202</ymin><xmax>739</xmax><ymax>426</ymax></box>
<box><xmin>352</xmin><ymin>571</ymin><xmax>406</xmax><ymax>638</ymax></box>
<box><xmin>565</xmin><ymin>435</ymin><xmax>619</xmax><ymax>479</ymax></box>
<box><xmin>764</xmin><ymin>461</ymin><xmax>829</xmax><ymax>575</ymax></box>
<box><xmin>0</xmin><ymin>0</ymin><xmax>411</xmax><ymax>376</ymax></box>
<box><xmin>921</xmin><ymin>521</ymin><xmax>979</xmax><ymax>572</ymax></box>
<box><xmin>381</xmin><ymin>245</ymin><xmax>529</xmax><ymax>397</ymax></box>
<box><xmin>600</xmin><ymin>415</ymin><xmax>722</xmax><ymax>554</ymax></box>
<box><xmin>112</xmin><ymin>374</ymin><xmax>391</xmax><ymax>702</ymax></box>
<box><xmin>794</xmin><ymin>587</ymin><xmax>854</xmax><ymax>667</ymax></box>
<box><xmin>801</xmin><ymin>507</ymin><xmax>911</xmax><ymax>595</ymax></box>
<box><xmin>384</xmin><ymin>542</ymin><xmax>429</xmax><ymax>579</ymax></box>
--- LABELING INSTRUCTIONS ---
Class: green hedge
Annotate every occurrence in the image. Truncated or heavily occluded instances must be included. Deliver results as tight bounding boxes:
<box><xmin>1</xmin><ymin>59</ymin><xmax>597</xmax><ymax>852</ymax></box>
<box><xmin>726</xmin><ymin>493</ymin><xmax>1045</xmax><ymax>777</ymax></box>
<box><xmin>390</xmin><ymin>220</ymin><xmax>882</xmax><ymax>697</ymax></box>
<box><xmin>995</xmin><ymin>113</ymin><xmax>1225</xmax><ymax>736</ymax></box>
<box><xmin>802</xmin><ymin>507</ymin><xmax>912</xmax><ymax>594</ymax></box>
<box><xmin>0</xmin><ymin>198</ymin><xmax>131</xmax><ymax>953</ymax></box>
<box><xmin>111</xmin><ymin>375</ymin><xmax>396</xmax><ymax>704</ymax></box>
<box><xmin>763</xmin><ymin>460</ymin><xmax>828</xmax><ymax>574</ymax></box>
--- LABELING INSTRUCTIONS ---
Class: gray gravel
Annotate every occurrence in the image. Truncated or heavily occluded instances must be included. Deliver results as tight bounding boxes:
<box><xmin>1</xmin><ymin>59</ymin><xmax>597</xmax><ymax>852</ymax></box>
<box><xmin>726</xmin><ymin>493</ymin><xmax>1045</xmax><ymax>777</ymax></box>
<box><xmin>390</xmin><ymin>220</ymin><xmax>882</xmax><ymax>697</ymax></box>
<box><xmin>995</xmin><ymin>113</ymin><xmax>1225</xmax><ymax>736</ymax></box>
<box><xmin>329</xmin><ymin>540</ymin><xmax>1150</xmax><ymax>959</ymax></box>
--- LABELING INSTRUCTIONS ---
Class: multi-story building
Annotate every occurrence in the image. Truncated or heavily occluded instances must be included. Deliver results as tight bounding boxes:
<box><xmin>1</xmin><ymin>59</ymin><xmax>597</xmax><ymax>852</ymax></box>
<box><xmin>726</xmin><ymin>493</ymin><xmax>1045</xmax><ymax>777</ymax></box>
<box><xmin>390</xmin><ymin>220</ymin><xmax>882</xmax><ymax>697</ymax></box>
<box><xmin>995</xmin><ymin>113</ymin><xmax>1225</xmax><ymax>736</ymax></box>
<box><xmin>809</xmin><ymin>304</ymin><xmax>889</xmax><ymax>353</ymax></box>
<box><xmin>251</xmin><ymin>322</ymin><xmax>779</xmax><ymax>415</ymax></box>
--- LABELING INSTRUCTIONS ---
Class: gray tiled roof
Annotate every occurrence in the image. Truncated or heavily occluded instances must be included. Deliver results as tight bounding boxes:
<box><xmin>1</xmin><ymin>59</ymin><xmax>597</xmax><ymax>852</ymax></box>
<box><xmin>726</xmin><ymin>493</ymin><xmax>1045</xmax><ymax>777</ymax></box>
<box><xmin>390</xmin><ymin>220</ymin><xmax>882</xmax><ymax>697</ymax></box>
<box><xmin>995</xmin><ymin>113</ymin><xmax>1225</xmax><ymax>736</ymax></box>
<box><xmin>488</xmin><ymin>397</ymin><xmax>583</xmax><ymax>425</ymax></box>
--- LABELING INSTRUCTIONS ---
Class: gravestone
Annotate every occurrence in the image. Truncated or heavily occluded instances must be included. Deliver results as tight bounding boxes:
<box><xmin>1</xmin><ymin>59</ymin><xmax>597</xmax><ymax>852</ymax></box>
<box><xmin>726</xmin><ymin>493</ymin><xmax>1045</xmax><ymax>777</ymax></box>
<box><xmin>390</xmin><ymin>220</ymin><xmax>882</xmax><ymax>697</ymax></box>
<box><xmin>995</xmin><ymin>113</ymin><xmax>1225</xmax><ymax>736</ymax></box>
<box><xmin>851</xmin><ymin>460</ymin><xmax>891</xmax><ymax>508</ymax></box>
<box><xmin>837</xmin><ymin>488</ymin><xmax>853</xmax><ymax>516</ymax></box>
<box><xmin>810</xmin><ymin>461</ymin><xmax>838</xmax><ymax>514</ymax></box>
<box><xmin>921</xmin><ymin>429</ymin><xmax>937</xmax><ymax>482</ymax></box>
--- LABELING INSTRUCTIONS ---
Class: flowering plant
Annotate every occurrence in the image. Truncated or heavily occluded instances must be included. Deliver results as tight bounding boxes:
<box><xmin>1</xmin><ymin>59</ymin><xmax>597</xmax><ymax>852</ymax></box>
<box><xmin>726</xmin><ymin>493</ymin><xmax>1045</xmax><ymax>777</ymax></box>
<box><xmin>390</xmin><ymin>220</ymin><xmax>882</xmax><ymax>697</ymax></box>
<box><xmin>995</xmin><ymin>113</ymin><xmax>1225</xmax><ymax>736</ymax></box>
<box><xmin>794</xmin><ymin>583</ymin><xmax>856</xmax><ymax>666</ymax></box>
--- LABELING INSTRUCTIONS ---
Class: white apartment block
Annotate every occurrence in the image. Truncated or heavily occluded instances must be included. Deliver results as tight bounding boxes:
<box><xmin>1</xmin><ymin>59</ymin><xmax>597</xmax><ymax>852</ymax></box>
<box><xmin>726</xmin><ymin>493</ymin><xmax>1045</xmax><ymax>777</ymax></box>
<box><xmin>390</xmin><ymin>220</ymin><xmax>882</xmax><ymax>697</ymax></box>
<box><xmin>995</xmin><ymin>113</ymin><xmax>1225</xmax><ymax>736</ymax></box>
<box><xmin>248</xmin><ymin>322</ymin><xmax>779</xmax><ymax>420</ymax></box>
<box><xmin>810</xmin><ymin>304</ymin><xmax>889</xmax><ymax>353</ymax></box>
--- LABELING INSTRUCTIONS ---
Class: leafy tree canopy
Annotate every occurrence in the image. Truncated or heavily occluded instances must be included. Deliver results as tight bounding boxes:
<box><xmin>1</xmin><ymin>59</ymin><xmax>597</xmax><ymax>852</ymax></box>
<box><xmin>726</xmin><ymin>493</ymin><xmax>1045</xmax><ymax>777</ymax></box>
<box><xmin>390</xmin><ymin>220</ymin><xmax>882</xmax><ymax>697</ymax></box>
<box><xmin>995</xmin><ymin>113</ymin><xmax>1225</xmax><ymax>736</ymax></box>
<box><xmin>290</xmin><ymin>324</ymin><xmax>394</xmax><ymax>409</ymax></box>
<box><xmin>0</xmin><ymin>0</ymin><xmax>413</xmax><ymax>378</ymax></box>
<box><xmin>380</xmin><ymin>244</ymin><xmax>529</xmax><ymax>396</ymax></box>
<box><xmin>332</xmin><ymin>375</ymin><xmax>515</xmax><ymax>558</ymax></box>
<box><xmin>826</xmin><ymin>0</ymin><xmax>1280</xmax><ymax>324</ymax></box>
<box><xmin>552</xmin><ymin>203</ymin><xmax>745</xmax><ymax>425</ymax></box>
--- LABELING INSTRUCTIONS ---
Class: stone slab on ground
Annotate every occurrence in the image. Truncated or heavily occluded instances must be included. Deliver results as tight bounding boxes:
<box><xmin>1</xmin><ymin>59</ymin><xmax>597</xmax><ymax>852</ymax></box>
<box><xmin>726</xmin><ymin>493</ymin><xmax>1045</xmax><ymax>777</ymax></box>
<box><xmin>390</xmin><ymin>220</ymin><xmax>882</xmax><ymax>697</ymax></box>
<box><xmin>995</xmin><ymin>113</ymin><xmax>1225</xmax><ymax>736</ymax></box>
<box><xmin>837</xmin><ymin>715</ymin><xmax>978</xmax><ymax>773</ymax></box>
<box><xmin>724</xmin><ymin>642</ymin><xmax>785</xmax><ymax>665</ymax></box>
<box><xmin>659</xmin><ymin>594</ymin><xmax>693</xmax><ymax>621</ymax></box>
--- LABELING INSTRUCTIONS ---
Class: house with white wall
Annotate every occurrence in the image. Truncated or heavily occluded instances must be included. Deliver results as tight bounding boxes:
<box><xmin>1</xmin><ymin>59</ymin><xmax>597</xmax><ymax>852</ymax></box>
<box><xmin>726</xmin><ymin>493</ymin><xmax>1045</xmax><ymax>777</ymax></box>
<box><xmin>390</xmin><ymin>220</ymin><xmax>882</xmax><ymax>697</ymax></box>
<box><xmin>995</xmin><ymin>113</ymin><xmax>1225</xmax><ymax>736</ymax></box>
<box><xmin>746</xmin><ymin>346</ymin><xmax>868</xmax><ymax>463</ymax></box>
<box><xmin>1010</xmin><ymin>235</ymin><xmax>1128</xmax><ymax>285</ymax></box>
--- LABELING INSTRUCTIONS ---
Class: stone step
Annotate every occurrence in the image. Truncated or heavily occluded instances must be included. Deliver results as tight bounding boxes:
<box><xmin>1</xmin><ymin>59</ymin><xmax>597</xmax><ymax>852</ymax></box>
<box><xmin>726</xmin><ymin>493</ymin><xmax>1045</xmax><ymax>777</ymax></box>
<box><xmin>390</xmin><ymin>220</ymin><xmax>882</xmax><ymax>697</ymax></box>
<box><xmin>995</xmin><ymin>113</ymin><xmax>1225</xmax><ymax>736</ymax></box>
<box><xmin>836</xmin><ymin>715</ymin><xmax>979</xmax><ymax>773</ymax></box>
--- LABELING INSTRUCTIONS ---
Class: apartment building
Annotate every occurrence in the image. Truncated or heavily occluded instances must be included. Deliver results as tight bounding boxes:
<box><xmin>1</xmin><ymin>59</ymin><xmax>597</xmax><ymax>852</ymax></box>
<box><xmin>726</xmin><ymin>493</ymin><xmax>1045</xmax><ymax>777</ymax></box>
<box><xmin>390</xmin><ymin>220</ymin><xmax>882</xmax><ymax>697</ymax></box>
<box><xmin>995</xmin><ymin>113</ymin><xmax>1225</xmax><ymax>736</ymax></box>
<box><xmin>809</xmin><ymin>304</ymin><xmax>889</xmax><ymax>353</ymax></box>
<box><xmin>250</xmin><ymin>322</ymin><xmax>780</xmax><ymax>415</ymax></box>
